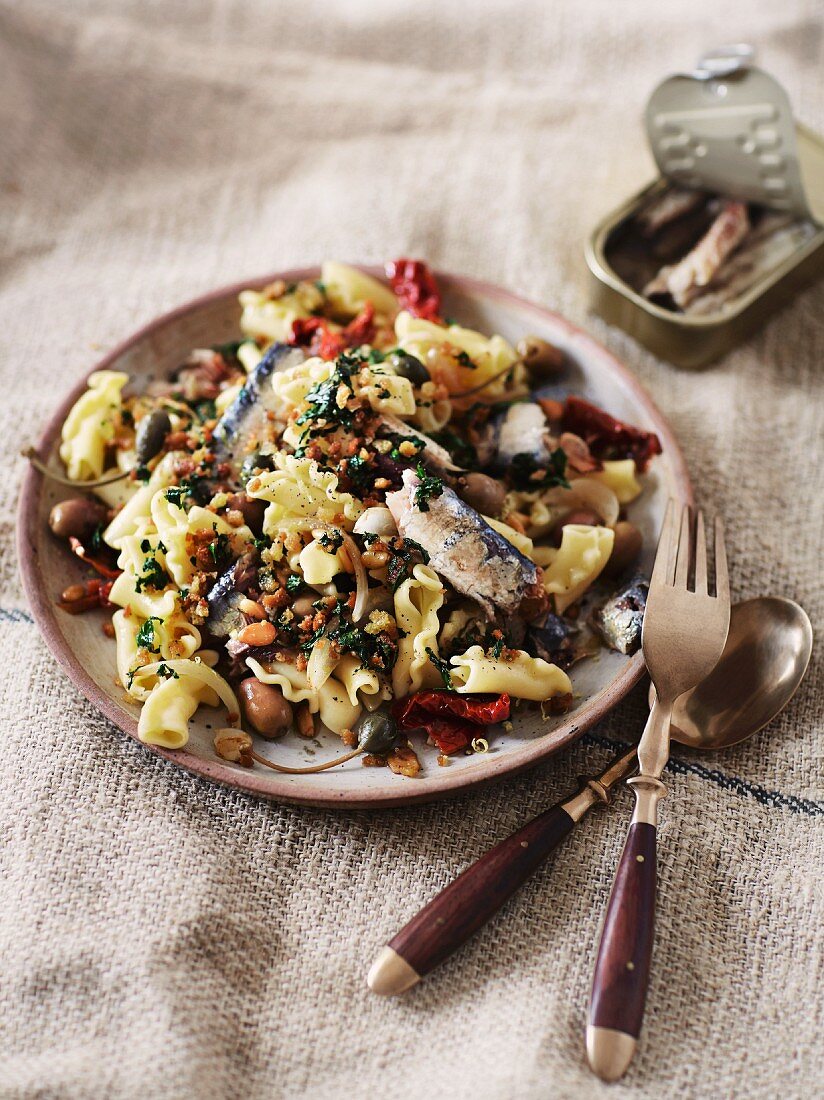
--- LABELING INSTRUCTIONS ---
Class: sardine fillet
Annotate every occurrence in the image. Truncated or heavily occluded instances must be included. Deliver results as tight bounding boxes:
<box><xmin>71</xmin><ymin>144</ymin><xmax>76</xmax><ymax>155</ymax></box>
<box><xmin>386</xmin><ymin>470</ymin><xmax>542</xmax><ymax>620</ymax></box>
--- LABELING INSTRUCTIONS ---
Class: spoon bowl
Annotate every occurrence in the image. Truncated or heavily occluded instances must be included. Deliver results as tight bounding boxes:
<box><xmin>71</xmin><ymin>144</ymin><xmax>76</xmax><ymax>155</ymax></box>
<box><xmin>654</xmin><ymin>596</ymin><xmax>813</xmax><ymax>750</ymax></box>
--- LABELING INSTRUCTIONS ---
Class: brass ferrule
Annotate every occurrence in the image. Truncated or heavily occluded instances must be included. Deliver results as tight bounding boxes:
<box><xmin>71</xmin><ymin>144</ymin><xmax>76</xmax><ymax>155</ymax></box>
<box><xmin>627</xmin><ymin>775</ymin><xmax>667</xmax><ymax>826</ymax></box>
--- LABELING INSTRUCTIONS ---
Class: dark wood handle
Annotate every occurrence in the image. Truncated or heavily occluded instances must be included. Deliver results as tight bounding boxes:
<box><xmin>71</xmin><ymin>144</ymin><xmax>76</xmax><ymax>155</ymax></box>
<box><xmin>589</xmin><ymin>821</ymin><xmax>657</xmax><ymax>1038</ymax></box>
<box><xmin>387</xmin><ymin>805</ymin><xmax>576</xmax><ymax>978</ymax></box>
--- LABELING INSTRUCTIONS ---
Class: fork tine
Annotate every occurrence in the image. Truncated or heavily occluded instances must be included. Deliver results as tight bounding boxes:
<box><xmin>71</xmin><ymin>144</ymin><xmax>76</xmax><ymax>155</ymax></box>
<box><xmin>714</xmin><ymin>517</ymin><xmax>730</xmax><ymax>604</ymax></box>
<box><xmin>694</xmin><ymin>511</ymin><xmax>708</xmax><ymax>593</ymax></box>
<box><xmin>650</xmin><ymin>498</ymin><xmax>678</xmax><ymax>588</ymax></box>
<box><xmin>674</xmin><ymin>505</ymin><xmax>692</xmax><ymax>588</ymax></box>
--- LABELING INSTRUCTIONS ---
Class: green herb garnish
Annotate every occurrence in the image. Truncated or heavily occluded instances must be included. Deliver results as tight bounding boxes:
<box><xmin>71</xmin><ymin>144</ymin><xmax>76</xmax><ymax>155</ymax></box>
<box><xmin>285</xmin><ymin>574</ymin><xmax>302</xmax><ymax>594</ymax></box>
<box><xmin>425</xmin><ymin>647</ymin><xmax>454</xmax><ymax>690</ymax></box>
<box><xmin>136</xmin><ymin>617</ymin><xmax>162</xmax><ymax>653</ymax></box>
<box><xmin>413</xmin><ymin>463</ymin><xmax>444</xmax><ymax>512</ymax></box>
<box><xmin>509</xmin><ymin>448</ymin><xmax>569</xmax><ymax>491</ymax></box>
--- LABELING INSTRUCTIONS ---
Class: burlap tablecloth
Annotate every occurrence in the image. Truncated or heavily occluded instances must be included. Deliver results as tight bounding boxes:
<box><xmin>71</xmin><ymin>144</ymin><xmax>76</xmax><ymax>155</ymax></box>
<box><xmin>2</xmin><ymin>2</ymin><xmax>822</xmax><ymax>1097</ymax></box>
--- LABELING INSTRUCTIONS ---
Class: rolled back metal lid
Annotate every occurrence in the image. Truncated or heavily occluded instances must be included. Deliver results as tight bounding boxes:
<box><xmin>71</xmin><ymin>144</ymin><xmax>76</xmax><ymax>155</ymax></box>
<box><xmin>645</xmin><ymin>46</ymin><xmax>824</xmax><ymax>224</ymax></box>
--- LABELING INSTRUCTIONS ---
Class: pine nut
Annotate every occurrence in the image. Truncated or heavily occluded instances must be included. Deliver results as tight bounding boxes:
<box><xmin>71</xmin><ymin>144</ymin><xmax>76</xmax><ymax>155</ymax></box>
<box><xmin>237</xmin><ymin>621</ymin><xmax>276</xmax><ymax>647</ymax></box>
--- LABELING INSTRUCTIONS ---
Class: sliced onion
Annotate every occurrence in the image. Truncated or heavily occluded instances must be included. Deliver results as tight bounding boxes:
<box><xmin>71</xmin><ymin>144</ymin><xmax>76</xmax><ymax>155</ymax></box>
<box><xmin>568</xmin><ymin>478</ymin><xmax>620</xmax><ymax>527</ymax></box>
<box><xmin>306</xmin><ymin>634</ymin><xmax>338</xmax><ymax>692</ymax></box>
<box><xmin>338</xmin><ymin>529</ymin><xmax>368</xmax><ymax>622</ymax></box>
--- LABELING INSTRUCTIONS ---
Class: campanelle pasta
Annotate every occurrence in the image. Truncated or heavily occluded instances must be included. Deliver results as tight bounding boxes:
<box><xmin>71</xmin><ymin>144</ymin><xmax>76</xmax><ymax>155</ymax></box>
<box><xmin>47</xmin><ymin>259</ymin><xmax>660</xmax><ymax>772</ymax></box>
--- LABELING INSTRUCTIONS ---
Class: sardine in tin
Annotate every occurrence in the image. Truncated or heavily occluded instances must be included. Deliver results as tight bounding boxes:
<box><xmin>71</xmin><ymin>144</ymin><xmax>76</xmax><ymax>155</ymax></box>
<box><xmin>586</xmin><ymin>47</ymin><xmax>824</xmax><ymax>368</ymax></box>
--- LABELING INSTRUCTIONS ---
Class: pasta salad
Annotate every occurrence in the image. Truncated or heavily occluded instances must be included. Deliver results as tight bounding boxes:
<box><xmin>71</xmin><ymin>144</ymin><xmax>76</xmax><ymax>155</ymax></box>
<box><xmin>44</xmin><ymin>260</ymin><xmax>661</xmax><ymax>778</ymax></box>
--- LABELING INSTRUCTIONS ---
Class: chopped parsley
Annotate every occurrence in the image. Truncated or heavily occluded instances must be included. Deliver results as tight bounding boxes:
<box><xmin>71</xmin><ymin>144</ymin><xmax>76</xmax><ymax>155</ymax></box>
<box><xmin>208</xmin><ymin>532</ymin><xmax>232</xmax><ymax>568</ymax></box>
<box><xmin>156</xmin><ymin>663</ymin><xmax>179</xmax><ymax>680</ymax></box>
<box><xmin>430</xmin><ymin>428</ymin><xmax>478</xmax><ymax>469</ymax></box>
<box><xmin>385</xmin><ymin>536</ymin><xmax>430</xmax><ymax>591</ymax></box>
<box><xmin>285</xmin><ymin>573</ymin><xmax>302</xmax><ymax>594</ymax></box>
<box><xmin>90</xmin><ymin>523</ymin><xmax>105</xmax><ymax>552</ymax></box>
<box><xmin>295</xmin><ymin>353</ymin><xmax>360</xmax><ymax>436</ymax></box>
<box><xmin>509</xmin><ymin>448</ymin><xmax>570</xmax><ymax>491</ymax></box>
<box><xmin>455</xmin><ymin>349</ymin><xmax>475</xmax><ymax>368</ymax></box>
<box><xmin>314</xmin><ymin>280</ymin><xmax>327</xmax><ymax>294</ymax></box>
<box><xmin>413</xmin><ymin>463</ymin><xmax>444</xmax><ymax>512</ymax></box>
<box><xmin>192</xmin><ymin>398</ymin><xmax>217</xmax><ymax>423</ymax></box>
<box><xmin>317</xmin><ymin>529</ymin><xmax>343</xmax><ymax>552</ymax></box>
<box><xmin>136</xmin><ymin>617</ymin><xmax>162</xmax><ymax>653</ymax></box>
<box><xmin>135</xmin><ymin>551</ymin><xmax>170</xmax><ymax>593</ymax></box>
<box><xmin>425</xmin><ymin>647</ymin><xmax>455</xmax><ymax>690</ymax></box>
<box><xmin>346</xmin><ymin>453</ymin><xmax>373</xmax><ymax>487</ymax></box>
<box><xmin>366</xmin><ymin>347</ymin><xmax>386</xmax><ymax>364</ymax></box>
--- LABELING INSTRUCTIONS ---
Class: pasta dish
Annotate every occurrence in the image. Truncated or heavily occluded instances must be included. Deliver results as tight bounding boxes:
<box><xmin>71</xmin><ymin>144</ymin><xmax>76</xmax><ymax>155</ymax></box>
<box><xmin>43</xmin><ymin>260</ymin><xmax>661</xmax><ymax>778</ymax></box>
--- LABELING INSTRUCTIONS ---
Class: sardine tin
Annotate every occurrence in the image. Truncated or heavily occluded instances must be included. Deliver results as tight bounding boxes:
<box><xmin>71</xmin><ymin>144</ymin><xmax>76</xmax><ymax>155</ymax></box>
<box><xmin>585</xmin><ymin>51</ymin><xmax>824</xmax><ymax>369</ymax></box>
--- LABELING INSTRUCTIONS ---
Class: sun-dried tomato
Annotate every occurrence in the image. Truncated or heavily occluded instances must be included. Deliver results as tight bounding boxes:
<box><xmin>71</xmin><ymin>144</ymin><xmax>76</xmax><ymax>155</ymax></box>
<box><xmin>561</xmin><ymin>397</ymin><xmax>662</xmax><ymax>472</ymax></box>
<box><xmin>289</xmin><ymin>302</ymin><xmax>376</xmax><ymax>361</ymax></box>
<box><xmin>385</xmin><ymin>258</ymin><xmax>442</xmax><ymax>321</ymax></box>
<box><xmin>68</xmin><ymin>537</ymin><xmax>122</xmax><ymax>579</ymax></box>
<box><xmin>393</xmin><ymin>691</ymin><xmax>510</xmax><ymax>755</ymax></box>
<box><xmin>343</xmin><ymin>301</ymin><xmax>376</xmax><ymax>347</ymax></box>
<box><xmin>289</xmin><ymin>318</ymin><xmax>345</xmax><ymax>360</ymax></box>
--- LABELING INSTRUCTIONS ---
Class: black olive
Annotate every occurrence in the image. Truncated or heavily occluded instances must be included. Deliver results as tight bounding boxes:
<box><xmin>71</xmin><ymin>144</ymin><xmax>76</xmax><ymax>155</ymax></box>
<box><xmin>134</xmin><ymin>409</ymin><xmax>171</xmax><ymax>465</ymax></box>
<box><xmin>240</xmin><ymin>450</ymin><xmax>276</xmax><ymax>486</ymax></box>
<box><xmin>388</xmin><ymin>352</ymin><xmax>430</xmax><ymax>387</ymax></box>
<box><xmin>357</xmin><ymin>712</ymin><xmax>399</xmax><ymax>754</ymax></box>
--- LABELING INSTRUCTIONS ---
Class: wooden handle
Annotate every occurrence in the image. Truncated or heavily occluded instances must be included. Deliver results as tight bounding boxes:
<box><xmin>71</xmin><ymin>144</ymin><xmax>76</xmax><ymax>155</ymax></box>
<box><xmin>587</xmin><ymin>820</ymin><xmax>658</xmax><ymax>1081</ymax></box>
<box><xmin>368</xmin><ymin>804</ymin><xmax>576</xmax><ymax>994</ymax></box>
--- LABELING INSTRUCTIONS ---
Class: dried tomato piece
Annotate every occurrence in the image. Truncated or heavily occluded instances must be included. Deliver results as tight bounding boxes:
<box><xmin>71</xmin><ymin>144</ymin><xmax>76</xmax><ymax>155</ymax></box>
<box><xmin>393</xmin><ymin>691</ymin><xmax>510</xmax><ymax>755</ymax></box>
<box><xmin>68</xmin><ymin>537</ymin><xmax>122</xmax><ymax>579</ymax></box>
<box><xmin>289</xmin><ymin>317</ymin><xmax>345</xmax><ymax>361</ymax></box>
<box><xmin>561</xmin><ymin>397</ymin><xmax>662</xmax><ymax>472</ymax></box>
<box><xmin>385</xmin><ymin>258</ymin><xmax>442</xmax><ymax>321</ymax></box>
<box><xmin>342</xmin><ymin>301</ymin><xmax>375</xmax><ymax>347</ymax></box>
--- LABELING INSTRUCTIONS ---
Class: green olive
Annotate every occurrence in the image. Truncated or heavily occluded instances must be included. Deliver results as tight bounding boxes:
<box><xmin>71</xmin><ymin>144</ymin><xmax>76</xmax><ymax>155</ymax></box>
<box><xmin>388</xmin><ymin>352</ymin><xmax>430</xmax><ymax>387</ymax></box>
<box><xmin>240</xmin><ymin>450</ymin><xmax>276</xmax><ymax>486</ymax></box>
<box><xmin>134</xmin><ymin>409</ymin><xmax>171</xmax><ymax>465</ymax></box>
<box><xmin>357</xmin><ymin>712</ymin><xmax>399</xmax><ymax>754</ymax></box>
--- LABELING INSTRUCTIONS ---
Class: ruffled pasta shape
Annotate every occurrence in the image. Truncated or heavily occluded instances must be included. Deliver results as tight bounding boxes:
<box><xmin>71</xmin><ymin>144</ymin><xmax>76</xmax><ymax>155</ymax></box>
<box><xmin>102</xmin><ymin>452</ymin><xmax>182</xmax><ymax>549</ymax></box>
<box><xmin>321</xmin><ymin>261</ymin><xmax>400</xmax><ymax>320</ymax></box>
<box><xmin>59</xmin><ymin>370</ymin><xmax>129</xmax><ymax>481</ymax></box>
<box><xmin>334</xmin><ymin>654</ymin><xmax>382</xmax><ymax>707</ymax></box>
<box><xmin>586</xmin><ymin>460</ymin><xmax>642</xmax><ymax>504</ymax></box>
<box><xmin>394</xmin><ymin>311</ymin><xmax>517</xmax><ymax>394</ymax></box>
<box><xmin>239</xmin><ymin>283</ymin><xmax>323</xmax><ymax>344</ymax></box>
<box><xmin>542</xmin><ymin>524</ymin><xmax>614</xmax><ymax>614</ymax></box>
<box><xmin>450</xmin><ymin>646</ymin><xmax>572</xmax><ymax>702</ymax></box>
<box><xmin>412</xmin><ymin>382</ymin><xmax>452</xmax><ymax>432</ymax></box>
<box><xmin>249</xmin><ymin>453</ymin><xmax>364</xmax><ymax>529</ymax></box>
<box><xmin>359</xmin><ymin>369</ymin><xmax>416</xmax><ymax>417</ymax></box>
<box><xmin>245</xmin><ymin>658</ymin><xmax>362</xmax><ymax>732</ymax></box>
<box><xmin>150</xmin><ymin>494</ymin><xmax>252</xmax><ymax>588</ymax></box>
<box><xmin>109</xmin><ymin>530</ymin><xmax>179</xmax><ymax>619</ymax></box>
<box><xmin>113</xmin><ymin>609</ymin><xmax>203</xmax><ymax>700</ymax></box>
<box><xmin>299</xmin><ymin>539</ymin><xmax>346</xmax><ymax>585</ymax></box>
<box><xmin>272</xmin><ymin>355</ymin><xmax>333</xmax><ymax>412</ymax></box>
<box><xmin>392</xmin><ymin>564</ymin><xmax>445</xmax><ymax>698</ymax></box>
<box><xmin>134</xmin><ymin>657</ymin><xmax>236</xmax><ymax>750</ymax></box>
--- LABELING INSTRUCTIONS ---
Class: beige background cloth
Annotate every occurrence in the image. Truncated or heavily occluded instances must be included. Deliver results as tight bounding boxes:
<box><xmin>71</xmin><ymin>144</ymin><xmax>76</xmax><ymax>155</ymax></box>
<box><xmin>1</xmin><ymin>2</ymin><xmax>823</xmax><ymax>1097</ymax></box>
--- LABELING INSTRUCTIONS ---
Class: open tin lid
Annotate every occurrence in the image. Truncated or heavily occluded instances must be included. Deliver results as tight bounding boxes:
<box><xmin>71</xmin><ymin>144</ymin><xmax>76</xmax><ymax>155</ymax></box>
<box><xmin>645</xmin><ymin>45</ymin><xmax>824</xmax><ymax>224</ymax></box>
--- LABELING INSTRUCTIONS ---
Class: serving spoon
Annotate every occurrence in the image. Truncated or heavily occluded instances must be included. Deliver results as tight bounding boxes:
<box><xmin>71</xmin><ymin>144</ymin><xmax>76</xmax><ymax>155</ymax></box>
<box><xmin>367</xmin><ymin>596</ymin><xmax>812</xmax><ymax>996</ymax></box>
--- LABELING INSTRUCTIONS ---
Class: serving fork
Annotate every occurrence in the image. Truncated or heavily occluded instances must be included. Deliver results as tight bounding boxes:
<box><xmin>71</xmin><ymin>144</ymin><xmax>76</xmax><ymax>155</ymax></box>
<box><xmin>586</xmin><ymin>501</ymin><xmax>730</xmax><ymax>1080</ymax></box>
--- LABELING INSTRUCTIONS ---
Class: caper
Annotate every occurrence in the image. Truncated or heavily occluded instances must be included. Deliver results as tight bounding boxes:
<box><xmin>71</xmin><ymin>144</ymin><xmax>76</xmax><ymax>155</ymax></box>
<box><xmin>134</xmin><ymin>409</ymin><xmax>172</xmax><ymax>465</ymax></box>
<box><xmin>356</xmin><ymin>712</ymin><xmax>399</xmax><ymax>754</ymax></box>
<box><xmin>240</xmin><ymin>450</ymin><xmax>276</xmax><ymax>486</ymax></box>
<box><xmin>388</xmin><ymin>352</ymin><xmax>430</xmax><ymax>386</ymax></box>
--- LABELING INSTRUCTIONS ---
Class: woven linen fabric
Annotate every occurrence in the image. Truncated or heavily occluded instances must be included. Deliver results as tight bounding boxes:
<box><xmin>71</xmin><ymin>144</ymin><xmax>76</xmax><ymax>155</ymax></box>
<box><xmin>1</xmin><ymin>1</ymin><xmax>823</xmax><ymax>1097</ymax></box>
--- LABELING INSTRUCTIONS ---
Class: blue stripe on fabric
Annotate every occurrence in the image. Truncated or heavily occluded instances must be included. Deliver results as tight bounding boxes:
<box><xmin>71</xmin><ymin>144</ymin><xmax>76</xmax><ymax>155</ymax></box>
<box><xmin>0</xmin><ymin>607</ymin><xmax>34</xmax><ymax>624</ymax></box>
<box><xmin>583</xmin><ymin>731</ymin><xmax>823</xmax><ymax>817</ymax></box>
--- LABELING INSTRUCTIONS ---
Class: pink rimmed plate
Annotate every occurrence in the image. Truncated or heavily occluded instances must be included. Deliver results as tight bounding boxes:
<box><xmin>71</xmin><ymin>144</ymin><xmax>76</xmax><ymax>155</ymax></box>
<box><xmin>18</xmin><ymin>268</ymin><xmax>691</xmax><ymax>809</ymax></box>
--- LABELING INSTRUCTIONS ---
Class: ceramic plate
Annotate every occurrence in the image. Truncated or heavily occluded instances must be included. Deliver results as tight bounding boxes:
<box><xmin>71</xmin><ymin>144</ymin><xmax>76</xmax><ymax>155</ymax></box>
<box><xmin>18</xmin><ymin>268</ymin><xmax>691</xmax><ymax>809</ymax></box>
